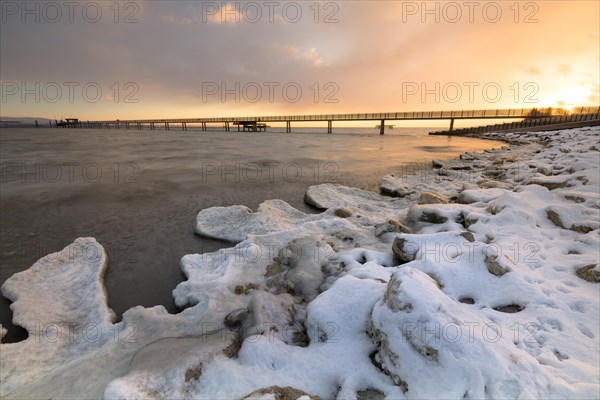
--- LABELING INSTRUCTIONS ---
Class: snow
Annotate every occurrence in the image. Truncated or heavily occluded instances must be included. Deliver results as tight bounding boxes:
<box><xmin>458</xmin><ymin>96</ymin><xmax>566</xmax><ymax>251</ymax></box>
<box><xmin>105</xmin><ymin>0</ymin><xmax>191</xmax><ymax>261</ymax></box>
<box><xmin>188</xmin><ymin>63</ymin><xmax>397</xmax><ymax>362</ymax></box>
<box><xmin>1</xmin><ymin>127</ymin><xmax>599</xmax><ymax>399</ymax></box>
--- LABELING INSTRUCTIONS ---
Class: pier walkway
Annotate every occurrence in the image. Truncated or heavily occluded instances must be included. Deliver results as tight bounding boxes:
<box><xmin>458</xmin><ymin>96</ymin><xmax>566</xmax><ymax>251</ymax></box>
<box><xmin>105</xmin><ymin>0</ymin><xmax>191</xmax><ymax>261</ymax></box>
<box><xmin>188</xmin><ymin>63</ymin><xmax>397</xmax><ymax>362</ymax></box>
<box><xmin>57</xmin><ymin>107</ymin><xmax>600</xmax><ymax>135</ymax></box>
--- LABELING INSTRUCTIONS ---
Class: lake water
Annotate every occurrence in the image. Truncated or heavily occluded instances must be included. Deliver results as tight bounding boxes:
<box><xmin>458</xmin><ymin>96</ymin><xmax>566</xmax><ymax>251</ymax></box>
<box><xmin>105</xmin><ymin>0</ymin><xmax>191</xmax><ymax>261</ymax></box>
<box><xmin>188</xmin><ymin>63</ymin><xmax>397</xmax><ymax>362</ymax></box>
<box><xmin>0</xmin><ymin>126</ymin><xmax>505</xmax><ymax>342</ymax></box>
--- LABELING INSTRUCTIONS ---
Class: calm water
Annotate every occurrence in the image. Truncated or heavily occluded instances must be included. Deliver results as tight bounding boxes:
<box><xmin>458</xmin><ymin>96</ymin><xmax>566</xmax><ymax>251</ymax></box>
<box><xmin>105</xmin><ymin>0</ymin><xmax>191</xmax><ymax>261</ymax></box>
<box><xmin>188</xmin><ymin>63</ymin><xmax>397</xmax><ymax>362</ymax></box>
<box><xmin>0</xmin><ymin>126</ymin><xmax>505</xmax><ymax>342</ymax></box>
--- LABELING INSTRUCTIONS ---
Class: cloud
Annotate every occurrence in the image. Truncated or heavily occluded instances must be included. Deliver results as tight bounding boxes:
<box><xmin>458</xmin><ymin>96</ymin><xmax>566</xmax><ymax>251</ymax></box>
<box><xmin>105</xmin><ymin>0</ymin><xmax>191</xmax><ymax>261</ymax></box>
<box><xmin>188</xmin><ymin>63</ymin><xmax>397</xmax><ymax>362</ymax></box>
<box><xmin>1</xmin><ymin>1</ymin><xmax>598</xmax><ymax>118</ymax></box>
<box><xmin>520</xmin><ymin>66</ymin><xmax>542</xmax><ymax>75</ymax></box>
<box><xmin>555</xmin><ymin>64</ymin><xmax>571</xmax><ymax>76</ymax></box>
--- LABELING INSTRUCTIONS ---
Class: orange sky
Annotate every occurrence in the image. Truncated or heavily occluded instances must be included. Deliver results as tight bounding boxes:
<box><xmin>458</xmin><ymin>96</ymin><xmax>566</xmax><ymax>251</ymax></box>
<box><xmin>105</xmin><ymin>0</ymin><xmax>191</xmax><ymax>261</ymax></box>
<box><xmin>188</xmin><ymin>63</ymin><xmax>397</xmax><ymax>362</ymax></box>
<box><xmin>1</xmin><ymin>1</ymin><xmax>598</xmax><ymax>125</ymax></box>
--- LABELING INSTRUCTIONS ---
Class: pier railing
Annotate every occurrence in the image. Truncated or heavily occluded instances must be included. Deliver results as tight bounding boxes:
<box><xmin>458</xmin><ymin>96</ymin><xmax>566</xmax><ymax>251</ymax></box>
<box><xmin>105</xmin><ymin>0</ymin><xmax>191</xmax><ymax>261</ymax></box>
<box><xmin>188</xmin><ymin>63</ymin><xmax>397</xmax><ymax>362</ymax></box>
<box><xmin>56</xmin><ymin>106</ymin><xmax>600</xmax><ymax>134</ymax></box>
<box><xmin>84</xmin><ymin>107</ymin><xmax>600</xmax><ymax>125</ymax></box>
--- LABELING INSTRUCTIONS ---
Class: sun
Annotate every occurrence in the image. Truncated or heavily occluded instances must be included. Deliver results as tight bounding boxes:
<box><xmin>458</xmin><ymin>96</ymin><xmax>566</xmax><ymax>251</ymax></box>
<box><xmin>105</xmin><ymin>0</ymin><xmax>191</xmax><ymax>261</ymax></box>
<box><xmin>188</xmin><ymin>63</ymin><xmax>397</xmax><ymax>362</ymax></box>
<box><xmin>552</xmin><ymin>86</ymin><xmax>592</xmax><ymax>110</ymax></box>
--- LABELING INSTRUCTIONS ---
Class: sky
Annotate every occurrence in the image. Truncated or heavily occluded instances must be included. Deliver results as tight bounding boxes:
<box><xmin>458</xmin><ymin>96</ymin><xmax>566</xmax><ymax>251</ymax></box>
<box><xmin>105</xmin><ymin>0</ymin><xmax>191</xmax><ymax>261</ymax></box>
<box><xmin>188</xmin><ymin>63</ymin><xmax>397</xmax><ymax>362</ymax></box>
<box><xmin>1</xmin><ymin>0</ymin><xmax>598</xmax><ymax>124</ymax></box>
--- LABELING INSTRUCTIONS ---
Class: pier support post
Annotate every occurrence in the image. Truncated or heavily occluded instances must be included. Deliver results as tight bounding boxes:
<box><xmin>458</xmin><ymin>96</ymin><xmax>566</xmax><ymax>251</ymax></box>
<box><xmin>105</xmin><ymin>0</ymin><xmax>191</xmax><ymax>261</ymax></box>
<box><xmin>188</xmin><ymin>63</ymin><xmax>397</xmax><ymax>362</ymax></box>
<box><xmin>286</xmin><ymin>121</ymin><xmax>291</xmax><ymax>133</ymax></box>
<box><xmin>223</xmin><ymin>122</ymin><xmax>230</xmax><ymax>132</ymax></box>
<box><xmin>449</xmin><ymin>118</ymin><xmax>455</xmax><ymax>131</ymax></box>
<box><xmin>327</xmin><ymin>120</ymin><xmax>332</xmax><ymax>134</ymax></box>
<box><xmin>35</xmin><ymin>120</ymin><xmax>39</xmax><ymax>128</ymax></box>
<box><xmin>165</xmin><ymin>122</ymin><xmax>169</xmax><ymax>130</ymax></box>
<box><xmin>150</xmin><ymin>123</ymin><xmax>154</xmax><ymax>130</ymax></box>
<box><xmin>380</xmin><ymin>119</ymin><xmax>385</xmax><ymax>135</ymax></box>
<box><xmin>126</xmin><ymin>123</ymin><xmax>130</xmax><ymax>130</ymax></box>
<box><xmin>202</xmin><ymin>122</ymin><xmax>206</xmax><ymax>131</ymax></box>
<box><xmin>182</xmin><ymin>122</ymin><xmax>187</xmax><ymax>131</ymax></box>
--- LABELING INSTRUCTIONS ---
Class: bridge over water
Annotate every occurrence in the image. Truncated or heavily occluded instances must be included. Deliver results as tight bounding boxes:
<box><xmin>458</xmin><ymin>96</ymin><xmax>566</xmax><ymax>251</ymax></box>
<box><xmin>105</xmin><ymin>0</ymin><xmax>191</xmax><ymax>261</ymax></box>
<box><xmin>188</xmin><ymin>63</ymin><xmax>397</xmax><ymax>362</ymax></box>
<box><xmin>59</xmin><ymin>107</ymin><xmax>600</xmax><ymax>134</ymax></box>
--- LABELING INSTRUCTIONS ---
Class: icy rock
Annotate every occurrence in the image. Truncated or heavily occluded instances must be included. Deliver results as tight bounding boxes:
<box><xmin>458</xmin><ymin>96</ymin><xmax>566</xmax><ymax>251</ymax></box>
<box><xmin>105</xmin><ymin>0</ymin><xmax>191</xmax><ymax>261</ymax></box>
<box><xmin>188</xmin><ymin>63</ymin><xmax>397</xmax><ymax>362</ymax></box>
<box><xmin>0</xmin><ymin>325</ymin><xmax>6</xmax><ymax>341</ymax></box>
<box><xmin>380</xmin><ymin>175</ymin><xmax>415</xmax><ymax>198</ymax></box>
<box><xmin>391</xmin><ymin>231</ymin><xmax>476</xmax><ymax>266</ymax></box>
<box><xmin>458</xmin><ymin>188</ymin><xmax>507</xmax><ymax>204</ymax></box>
<box><xmin>266</xmin><ymin>237</ymin><xmax>334</xmax><ymax>302</ymax></box>
<box><xmin>356</xmin><ymin>389</ymin><xmax>386</xmax><ymax>400</ymax></box>
<box><xmin>1</xmin><ymin>237</ymin><xmax>115</xmax><ymax>334</ymax></box>
<box><xmin>575</xmin><ymin>264</ymin><xmax>600</xmax><ymax>283</ymax></box>
<box><xmin>242</xmin><ymin>386</ymin><xmax>320</xmax><ymax>400</ymax></box>
<box><xmin>195</xmin><ymin>200</ymin><xmax>316</xmax><ymax>242</ymax></box>
<box><xmin>479</xmin><ymin>181</ymin><xmax>513</xmax><ymax>190</ymax></box>
<box><xmin>432</xmin><ymin>159</ymin><xmax>471</xmax><ymax>170</ymax></box>
<box><xmin>374</xmin><ymin>219</ymin><xmax>412</xmax><ymax>237</ymax></box>
<box><xmin>334</xmin><ymin>208</ymin><xmax>352</xmax><ymax>218</ymax></box>
<box><xmin>406</xmin><ymin>204</ymin><xmax>472</xmax><ymax>226</ymax></box>
<box><xmin>529</xmin><ymin>176</ymin><xmax>571</xmax><ymax>190</ymax></box>
<box><xmin>369</xmin><ymin>268</ymin><xmax>550</xmax><ymax>399</ymax></box>
<box><xmin>224</xmin><ymin>308</ymin><xmax>249</xmax><ymax>328</ymax></box>
<box><xmin>304</xmin><ymin>183</ymin><xmax>409</xmax><ymax>217</ymax></box>
<box><xmin>546</xmin><ymin>206</ymin><xmax>599</xmax><ymax>234</ymax></box>
<box><xmin>391</xmin><ymin>237</ymin><xmax>414</xmax><ymax>265</ymax></box>
<box><xmin>418</xmin><ymin>191</ymin><xmax>448</xmax><ymax>205</ymax></box>
<box><xmin>104</xmin><ymin>334</ymin><xmax>234</xmax><ymax>399</ymax></box>
<box><xmin>239</xmin><ymin>290</ymin><xmax>307</xmax><ymax>346</ymax></box>
<box><xmin>484</xmin><ymin>253</ymin><xmax>513</xmax><ymax>276</ymax></box>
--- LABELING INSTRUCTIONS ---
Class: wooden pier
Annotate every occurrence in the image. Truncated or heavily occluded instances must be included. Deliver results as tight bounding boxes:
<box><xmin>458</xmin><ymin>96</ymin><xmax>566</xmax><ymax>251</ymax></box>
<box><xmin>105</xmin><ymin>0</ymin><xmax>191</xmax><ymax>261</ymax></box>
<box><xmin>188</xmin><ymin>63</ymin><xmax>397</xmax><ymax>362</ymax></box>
<box><xmin>56</xmin><ymin>107</ymin><xmax>600</xmax><ymax>134</ymax></box>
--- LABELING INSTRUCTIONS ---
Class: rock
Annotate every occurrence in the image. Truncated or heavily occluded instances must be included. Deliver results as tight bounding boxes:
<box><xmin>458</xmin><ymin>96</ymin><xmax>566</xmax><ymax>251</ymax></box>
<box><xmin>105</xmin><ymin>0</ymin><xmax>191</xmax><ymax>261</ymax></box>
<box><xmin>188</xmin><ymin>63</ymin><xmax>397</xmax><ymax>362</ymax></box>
<box><xmin>419</xmin><ymin>211</ymin><xmax>448</xmax><ymax>224</ymax></box>
<box><xmin>380</xmin><ymin>175</ymin><xmax>415</xmax><ymax>198</ymax></box>
<box><xmin>236</xmin><ymin>290</ymin><xmax>307</xmax><ymax>348</ymax></box>
<box><xmin>334</xmin><ymin>208</ymin><xmax>352</xmax><ymax>218</ymax></box>
<box><xmin>195</xmin><ymin>200</ymin><xmax>313</xmax><ymax>242</ymax></box>
<box><xmin>407</xmin><ymin>204</ymin><xmax>471</xmax><ymax>225</ymax></box>
<box><xmin>493</xmin><ymin>304</ymin><xmax>524</xmax><ymax>313</ymax></box>
<box><xmin>356</xmin><ymin>389</ymin><xmax>386</xmax><ymax>400</ymax></box>
<box><xmin>234</xmin><ymin>283</ymin><xmax>259</xmax><ymax>295</ymax></box>
<box><xmin>265</xmin><ymin>237</ymin><xmax>333</xmax><ymax>302</ymax></box>
<box><xmin>547</xmin><ymin>209</ymin><xmax>564</xmax><ymax>228</ymax></box>
<box><xmin>575</xmin><ymin>264</ymin><xmax>600</xmax><ymax>283</ymax></box>
<box><xmin>392</xmin><ymin>237</ymin><xmax>416</xmax><ymax>265</ymax></box>
<box><xmin>374</xmin><ymin>219</ymin><xmax>412</xmax><ymax>237</ymax></box>
<box><xmin>418</xmin><ymin>192</ymin><xmax>448</xmax><ymax>205</ymax></box>
<box><xmin>458</xmin><ymin>188</ymin><xmax>506</xmax><ymax>204</ymax></box>
<box><xmin>242</xmin><ymin>386</ymin><xmax>320</xmax><ymax>400</ymax></box>
<box><xmin>460</xmin><ymin>231</ymin><xmax>475</xmax><ymax>242</ymax></box>
<box><xmin>564</xmin><ymin>195</ymin><xmax>585</xmax><ymax>203</ymax></box>
<box><xmin>484</xmin><ymin>254</ymin><xmax>512</xmax><ymax>276</ymax></box>
<box><xmin>546</xmin><ymin>207</ymin><xmax>598</xmax><ymax>234</ymax></box>
<box><xmin>224</xmin><ymin>308</ymin><xmax>248</xmax><ymax>328</ymax></box>
<box><xmin>529</xmin><ymin>177</ymin><xmax>569</xmax><ymax>190</ymax></box>
<box><xmin>464</xmin><ymin>217</ymin><xmax>479</xmax><ymax>228</ymax></box>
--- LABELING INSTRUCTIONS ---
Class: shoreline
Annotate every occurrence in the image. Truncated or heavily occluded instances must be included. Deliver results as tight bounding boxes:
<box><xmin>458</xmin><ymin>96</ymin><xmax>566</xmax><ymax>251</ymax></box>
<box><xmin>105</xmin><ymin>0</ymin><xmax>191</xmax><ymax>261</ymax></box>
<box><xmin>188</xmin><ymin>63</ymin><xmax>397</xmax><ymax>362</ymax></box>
<box><xmin>1</xmin><ymin>126</ymin><xmax>599</xmax><ymax>398</ymax></box>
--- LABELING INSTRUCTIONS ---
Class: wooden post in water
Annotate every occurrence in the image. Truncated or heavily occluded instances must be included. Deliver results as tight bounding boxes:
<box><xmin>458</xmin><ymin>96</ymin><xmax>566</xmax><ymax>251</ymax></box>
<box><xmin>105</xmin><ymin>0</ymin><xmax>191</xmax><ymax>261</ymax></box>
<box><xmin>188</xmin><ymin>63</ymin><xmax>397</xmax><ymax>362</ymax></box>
<box><xmin>165</xmin><ymin>122</ymin><xmax>169</xmax><ymax>130</ymax></box>
<box><xmin>327</xmin><ymin>120</ymin><xmax>332</xmax><ymax>134</ymax></box>
<box><xmin>449</xmin><ymin>118</ymin><xmax>455</xmax><ymax>131</ymax></box>
<box><xmin>286</xmin><ymin>121</ymin><xmax>291</xmax><ymax>133</ymax></box>
<box><xmin>380</xmin><ymin>119</ymin><xmax>385</xmax><ymax>135</ymax></box>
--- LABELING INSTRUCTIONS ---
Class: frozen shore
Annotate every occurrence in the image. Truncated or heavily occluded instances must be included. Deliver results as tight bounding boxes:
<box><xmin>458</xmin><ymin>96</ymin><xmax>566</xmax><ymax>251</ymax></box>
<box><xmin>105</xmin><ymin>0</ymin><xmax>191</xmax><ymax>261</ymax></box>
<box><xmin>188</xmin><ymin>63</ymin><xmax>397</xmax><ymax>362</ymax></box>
<box><xmin>1</xmin><ymin>127</ymin><xmax>599</xmax><ymax>399</ymax></box>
